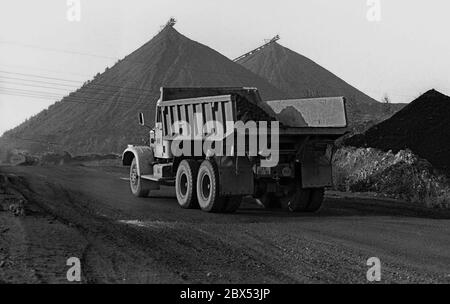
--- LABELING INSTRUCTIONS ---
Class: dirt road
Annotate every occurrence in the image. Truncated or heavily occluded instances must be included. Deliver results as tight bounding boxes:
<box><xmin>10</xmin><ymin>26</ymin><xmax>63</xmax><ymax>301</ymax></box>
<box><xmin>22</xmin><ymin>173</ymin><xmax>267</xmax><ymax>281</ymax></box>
<box><xmin>1</xmin><ymin>164</ymin><xmax>449</xmax><ymax>283</ymax></box>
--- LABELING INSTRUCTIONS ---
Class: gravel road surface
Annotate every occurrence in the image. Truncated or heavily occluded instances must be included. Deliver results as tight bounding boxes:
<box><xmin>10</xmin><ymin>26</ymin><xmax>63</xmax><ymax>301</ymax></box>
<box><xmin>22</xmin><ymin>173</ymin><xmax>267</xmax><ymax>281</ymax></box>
<box><xmin>1</xmin><ymin>164</ymin><xmax>449</xmax><ymax>283</ymax></box>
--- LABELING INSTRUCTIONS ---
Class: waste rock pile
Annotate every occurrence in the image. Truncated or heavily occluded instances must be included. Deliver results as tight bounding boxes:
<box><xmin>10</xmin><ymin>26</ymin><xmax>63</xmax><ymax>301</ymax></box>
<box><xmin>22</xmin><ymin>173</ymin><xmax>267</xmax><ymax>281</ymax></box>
<box><xmin>346</xmin><ymin>90</ymin><xmax>450</xmax><ymax>176</ymax></box>
<box><xmin>333</xmin><ymin>146</ymin><xmax>450</xmax><ymax>208</ymax></box>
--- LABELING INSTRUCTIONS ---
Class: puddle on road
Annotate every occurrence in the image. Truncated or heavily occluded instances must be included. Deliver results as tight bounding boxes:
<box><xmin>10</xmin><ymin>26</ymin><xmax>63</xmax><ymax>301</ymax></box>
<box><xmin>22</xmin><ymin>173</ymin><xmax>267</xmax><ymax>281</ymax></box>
<box><xmin>118</xmin><ymin>219</ymin><xmax>177</xmax><ymax>229</ymax></box>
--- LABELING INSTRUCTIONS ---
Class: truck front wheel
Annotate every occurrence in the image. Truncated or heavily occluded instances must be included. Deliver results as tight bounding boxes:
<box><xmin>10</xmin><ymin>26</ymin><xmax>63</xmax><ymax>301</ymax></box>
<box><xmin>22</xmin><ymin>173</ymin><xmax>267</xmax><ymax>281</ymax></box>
<box><xmin>130</xmin><ymin>158</ymin><xmax>150</xmax><ymax>197</ymax></box>
<box><xmin>196</xmin><ymin>160</ymin><xmax>226</xmax><ymax>212</ymax></box>
<box><xmin>175</xmin><ymin>159</ymin><xmax>199</xmax><ymax>209</ymax></box>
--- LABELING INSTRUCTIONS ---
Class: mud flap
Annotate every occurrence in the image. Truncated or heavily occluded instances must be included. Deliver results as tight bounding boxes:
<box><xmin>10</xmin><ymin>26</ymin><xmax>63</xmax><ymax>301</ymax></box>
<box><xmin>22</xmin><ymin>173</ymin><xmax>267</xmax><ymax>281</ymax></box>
<box><xmin>301</xmin><ymin>147</ymin><xmax>333</xmax><ymax>188</ymax></box>
<box><xmin>216</xmin><ymin>156</ymin><xmax>254</xmax><ymax>196</ymax></box>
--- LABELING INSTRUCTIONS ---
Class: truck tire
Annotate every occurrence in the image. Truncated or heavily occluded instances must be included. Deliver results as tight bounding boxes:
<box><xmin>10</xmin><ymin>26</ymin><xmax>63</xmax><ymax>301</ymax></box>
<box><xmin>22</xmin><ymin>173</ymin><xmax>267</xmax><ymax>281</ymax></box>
<box><xmin>130</xmin><ymin>158</ymin><xmax>150</xmax><ymax>197</ymax></box>
<box><xmin>257</xmin><ymin>192</ymin><xmax>280</xmax><ymax>209</ymax></box>
<box><xmin>305</xmin><ymin>188</ymin><xmax>324</xmax><ymax>212</ymax></box>
<box><xmin>254</xmin><ymin>181</ymin><xmax>281</xmax><ymax>209</ymax></box>
<box><xmin>222</xmin><ymin>196</ymin><xmax>242</xmax><ymax>213</ymax></box>
<box><xmin>196</xmin><ymin>160</ymin><xmax>226</xmax><ymax>212</ymax></box>
<box><xmin>280</xmin><ymin>187</ymin><xmax>311</xmax><ymax>212</ymax></box>
<box><xmin>175</xmin><ymin>159</ymin><xmax>199</xmax><ymax>209</ymax></box>
<box><xmin>280</xmin><ymin>187</ymin><xmax>324</xmax><ymax>212</ymax></box>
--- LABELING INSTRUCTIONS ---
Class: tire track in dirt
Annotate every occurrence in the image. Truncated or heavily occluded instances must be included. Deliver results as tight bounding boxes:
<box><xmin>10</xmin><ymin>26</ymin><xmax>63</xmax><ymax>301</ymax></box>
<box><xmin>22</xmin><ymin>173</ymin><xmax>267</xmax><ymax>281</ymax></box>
<box><xmin>11</xmin><ymin>172</ymin><xmax>299</xmax><ymax>283</ymax></box>
<box><xmin>2</xmin><ymin>165</ymin><xmax>450</xmax><ymax>283</ymax></box>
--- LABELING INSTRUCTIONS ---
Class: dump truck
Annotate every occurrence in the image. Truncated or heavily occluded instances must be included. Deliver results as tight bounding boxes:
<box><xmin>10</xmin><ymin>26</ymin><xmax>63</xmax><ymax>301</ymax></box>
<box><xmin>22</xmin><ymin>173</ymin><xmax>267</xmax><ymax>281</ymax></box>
<box><xmin>123</xmin><ymin>87</ymin><xmax>347</xmax><ymax>213</ymax></box>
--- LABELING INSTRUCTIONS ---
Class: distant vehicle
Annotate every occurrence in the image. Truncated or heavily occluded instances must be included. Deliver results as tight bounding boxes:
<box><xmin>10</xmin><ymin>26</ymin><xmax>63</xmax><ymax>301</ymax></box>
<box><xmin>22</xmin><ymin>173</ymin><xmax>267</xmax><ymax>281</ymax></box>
<box><xmin>123</xmin><ymin>87</ymin><xmax>347</xmax><ymax>213</ymax></box>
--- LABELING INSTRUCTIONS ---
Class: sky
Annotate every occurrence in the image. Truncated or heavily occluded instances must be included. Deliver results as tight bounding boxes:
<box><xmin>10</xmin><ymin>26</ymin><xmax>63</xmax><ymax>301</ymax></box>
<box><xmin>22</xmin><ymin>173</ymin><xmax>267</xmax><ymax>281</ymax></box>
<box><xmin>1</xmin><ymin>0</ymin><xmax>450</xmax><ymax>135</ymax></box>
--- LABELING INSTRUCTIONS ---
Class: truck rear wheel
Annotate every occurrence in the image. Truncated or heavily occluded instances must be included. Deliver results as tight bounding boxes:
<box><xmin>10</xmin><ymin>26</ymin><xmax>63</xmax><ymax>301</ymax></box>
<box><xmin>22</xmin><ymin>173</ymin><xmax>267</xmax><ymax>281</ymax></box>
<box><xmin>222</xmin><ymin>196</ymin><xmax>242</xmax><ymax>213</ymax></box>
<box><xmin>280</xmin><ymin>187</ymin><xmax>311</xmax><ymax>212</ymax></box>
<box><xmin>196</xmin><ymin>160</ymin><xmax>226</xmax><ymax>212</ymax></box>
<box><xmin>254</xmin><ymin>181</ymin><xmax>280</xmax><ymax>209</ymax></box>
<box><xmin>175</xmin><ymin>159</ymin><xmax>199</xmax><ymax>209</ymax></box>
<box><xmin>280</xmin><ymin>186</ymin><xmax>324</xmax><ymax>212</ymax></box>
<box><xmin>257</xmin><ymin>192</ymin><xmax>280</xmax><ymax>209</ymax></box>
<box><xmin>306</xmin><ymin>188</ymin><xmax>324</xmax><ymax>212</ymax></box>
<box><xmin>130</xmin><ymin>158</ymin><xmax>150</xmax><ymax>197</ymax></box>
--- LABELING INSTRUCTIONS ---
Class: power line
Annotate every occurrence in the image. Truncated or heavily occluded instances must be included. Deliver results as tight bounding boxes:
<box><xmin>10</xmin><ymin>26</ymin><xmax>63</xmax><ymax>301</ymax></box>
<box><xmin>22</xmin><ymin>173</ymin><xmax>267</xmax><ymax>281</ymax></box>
<box><xmin>0</xmin><ymin>59</ymin><xmax>285</xmax><ymax>94</ymax></box>
<box><xmin>0</xmin><ymin>91</ymin><xmax>138</xmax><ymax>107</ymax></box>
<box><xmin>0</xmin><ymin>40</ymin><xmax>250</xmax><ymax>78</ymax></box>
<box><xmin>0</xmin><ymin>58</ymin><xmax>292</xmax><ymax>101</ymax></box>
<box><xmin>0</xmin><ymin>88</ymin><xmax>153</xmax><ymax>107</ymax></box>
<box><xmin>0</xmin><ymin>69</ymin><xmax>84</xmax><ymax>83</ymax></box>
<box><xmin>0</xmin><ymin>92</ymin><xmax>148</xmax><ymax>108</ymax></box>
<box><xmin>1</xmin><ymin>37</ymin><xmax>313</xmax><ymax>94</ymax></box>
<box><xmin>0</xmin><ymin>75</ymin><xmax>162</xmax><ymax>97</ymax></box>
<box><xmin>0</xmin><ymin>39</ymin><xmax>218</xmax><ymax>78</ymax></box>
<box><xmin>0</xmin><ymin>70</ymin><xmax>162</xmax><ymax>94</ymax></box>
<box><xmin>0</xmin><ymin>91</ymin><xmax>157</xmax><ymax>108</ymax></box>
<box><xmin>0</xmin><ymin>40</ymin><xmax>119</xmax><ymax>60</ymax></box>
<box><xmin>0</xmin><ymin>75</ymin><xmax>84</xmax><ymax>87</ymax></box>
<box><xmin>1</xmin><ymin>81</ymin><xmax>76</xmax><ymax>92</ymax></box>
<box><xmin>0</xmin><ymin>79</ymin><xmax>161</xmax><ymax>100</ymax></box>
<box><xmin>0</xmin><ymin>87</ymin><xmax>62</xmax><ymax>98</ymax></box>
<box><xmin>0</xmin><ymin>63</ymin><xmax>93</xmax><ymax>78</ymax></box>
<box><xmin>0</xmin><ymin>91</ymin><xmax>60</xmax><ymax>101</ymax></box>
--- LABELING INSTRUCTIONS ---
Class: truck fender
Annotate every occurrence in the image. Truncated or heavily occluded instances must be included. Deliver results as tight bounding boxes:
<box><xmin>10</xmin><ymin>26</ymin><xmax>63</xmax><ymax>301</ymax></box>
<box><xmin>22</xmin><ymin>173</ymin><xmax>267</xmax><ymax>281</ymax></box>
<box><xmin>122</xmin><ymin>145</ymin><xmax>154</xmax><ymax>176</ymax></box>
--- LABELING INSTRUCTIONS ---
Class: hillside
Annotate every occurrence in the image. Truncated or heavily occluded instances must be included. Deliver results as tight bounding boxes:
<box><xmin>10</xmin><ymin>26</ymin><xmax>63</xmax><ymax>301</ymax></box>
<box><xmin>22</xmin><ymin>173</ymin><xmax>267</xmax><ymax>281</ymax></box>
<box><xmin>236</xmin><ymin>41</ymin><xmax>403</xmax><ymax>129</ymax></box>
<box><xmin>0</xmin><ymin>26</ymin><xmax>288</xmax><ymax>155</ymax></box>
<box><xmin>345</xmin><ymin>89</ymin><xmax>450</xmax><ymax>175</ymax></box>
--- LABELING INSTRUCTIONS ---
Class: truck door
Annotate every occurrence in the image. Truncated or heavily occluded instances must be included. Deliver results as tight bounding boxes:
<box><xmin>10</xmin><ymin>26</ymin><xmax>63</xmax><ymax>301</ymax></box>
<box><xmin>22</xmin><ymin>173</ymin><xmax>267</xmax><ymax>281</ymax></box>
<box><xmin>154</xmin><ymin>107</ymin><xmax>164</xmax><ymax>158</ymax></box>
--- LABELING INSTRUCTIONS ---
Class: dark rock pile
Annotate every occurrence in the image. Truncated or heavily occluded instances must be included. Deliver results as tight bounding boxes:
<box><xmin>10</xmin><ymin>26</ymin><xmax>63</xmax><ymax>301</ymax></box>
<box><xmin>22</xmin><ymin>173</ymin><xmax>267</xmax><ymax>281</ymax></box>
<box><xmin>346</xmin><ymin>89</ymin><xmax>450</xmax><ymax>176</ymax></box>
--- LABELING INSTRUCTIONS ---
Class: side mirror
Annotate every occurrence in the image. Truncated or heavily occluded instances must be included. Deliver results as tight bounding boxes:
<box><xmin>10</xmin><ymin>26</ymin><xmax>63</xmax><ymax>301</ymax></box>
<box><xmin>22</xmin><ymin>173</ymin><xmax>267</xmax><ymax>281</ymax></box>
<box><xmin>138</xmin><ymin>112</ymin><xmax>145</xmax><ymax>126</ymax></box>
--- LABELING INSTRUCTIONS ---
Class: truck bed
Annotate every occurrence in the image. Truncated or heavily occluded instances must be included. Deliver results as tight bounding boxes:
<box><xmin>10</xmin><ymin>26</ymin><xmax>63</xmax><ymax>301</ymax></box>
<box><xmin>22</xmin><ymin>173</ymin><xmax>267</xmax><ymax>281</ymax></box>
<box><xmin>265</xmin><ymin>97</ymin><xmax>347</xmax><ymax>128</ymax></box>
<box><xmin>158</xmin><ymin>87</ymin><xmax>348</xmax><ymax>138</ymax></box>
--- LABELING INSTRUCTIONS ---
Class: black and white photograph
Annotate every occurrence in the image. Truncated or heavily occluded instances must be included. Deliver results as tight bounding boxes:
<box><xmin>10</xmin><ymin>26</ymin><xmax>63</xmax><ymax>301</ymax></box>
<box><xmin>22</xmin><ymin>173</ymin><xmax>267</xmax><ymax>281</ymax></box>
<box><xmin>0</xmin><ymin>0</ymin><xmax>449</xmax><ymax>291</ymax></box>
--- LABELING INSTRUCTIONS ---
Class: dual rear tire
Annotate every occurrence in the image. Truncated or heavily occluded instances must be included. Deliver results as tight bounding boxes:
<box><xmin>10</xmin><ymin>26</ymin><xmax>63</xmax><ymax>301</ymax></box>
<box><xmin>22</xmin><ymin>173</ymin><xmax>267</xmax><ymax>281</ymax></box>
<box><xmin>280</xmin><ymin>187</ymin><xmax>324</xmax><ymax>212</ymax></box>
<box><xmin>255</xmin><ymin>178</ymin><xmax>324</xmax><ymax>212</ymax></box>
<box><xmin>175</xmin><ymin>159</ymin><xmax>199</xmax><ymax>209</ymax></box>
<box><xmin>175</xmin><ymin>159</ymin><xmax>242</xmax><ymax>213</ymax></box>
